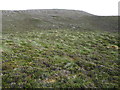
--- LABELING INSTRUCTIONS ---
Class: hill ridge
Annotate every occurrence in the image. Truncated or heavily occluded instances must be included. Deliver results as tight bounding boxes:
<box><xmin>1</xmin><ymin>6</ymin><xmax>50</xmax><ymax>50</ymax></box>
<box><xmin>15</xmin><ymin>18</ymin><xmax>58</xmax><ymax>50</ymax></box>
<box><xmin>2</xmin><ymin>9</ymin><xmax>118</xmax><ymax>32</ymax></box>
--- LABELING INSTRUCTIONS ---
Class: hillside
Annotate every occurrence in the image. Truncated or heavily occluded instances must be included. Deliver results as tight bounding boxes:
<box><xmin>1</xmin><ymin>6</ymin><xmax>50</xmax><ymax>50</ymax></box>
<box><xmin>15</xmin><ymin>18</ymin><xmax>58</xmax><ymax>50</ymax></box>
<box><xmin>2</xmin><ymin>9</ymin><xmax>118</xmax><ymax>32</ymax></box>
<box><xmin>2</xmin><ymin>29</ymin><xmax>119</xmax><ymax>88</ymax></box>
<box><xmin>1</xmin><ymin>9</ymin><xmax>119</xmax><ymax>88</ymax></box>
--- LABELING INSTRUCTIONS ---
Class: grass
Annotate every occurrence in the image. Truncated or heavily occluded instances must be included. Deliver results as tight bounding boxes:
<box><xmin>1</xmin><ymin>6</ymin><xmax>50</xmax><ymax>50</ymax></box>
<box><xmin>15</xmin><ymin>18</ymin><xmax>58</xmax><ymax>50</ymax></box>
<box><xmin>2</xmin><ymin>29</ymin><xmax>119</xmax><ymax>88</ymax></box>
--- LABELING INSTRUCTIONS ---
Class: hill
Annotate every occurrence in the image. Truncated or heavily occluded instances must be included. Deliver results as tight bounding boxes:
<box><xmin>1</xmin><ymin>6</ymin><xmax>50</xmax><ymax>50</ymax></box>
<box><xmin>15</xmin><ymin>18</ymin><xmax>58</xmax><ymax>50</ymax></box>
<box><xmin>2</xmin><ymin>9</ymin><xmax>118</xmax><ymax>32</ymax></box>
<box><xmin>2</xmin><ymin>9</ymin><xmax>119</xmax><ymax>88</ymax></box>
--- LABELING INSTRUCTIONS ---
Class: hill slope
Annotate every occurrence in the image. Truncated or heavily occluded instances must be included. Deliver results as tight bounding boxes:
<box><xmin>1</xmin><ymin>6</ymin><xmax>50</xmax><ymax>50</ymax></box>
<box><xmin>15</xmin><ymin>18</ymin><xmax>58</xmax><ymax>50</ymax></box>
<box><xmin>2</xmin><ymin>9</ymin><xmax>119</xmax><ymax>88</ymax></box>
<box><xmin>2</xmin><ymin>9</ymin><xmax>118</xmax><ymax>32</ymax></box>
<box><xmin>2</xmin><ymin>29</ymin><xmax>119</xmax><ymax>88</ymax></box>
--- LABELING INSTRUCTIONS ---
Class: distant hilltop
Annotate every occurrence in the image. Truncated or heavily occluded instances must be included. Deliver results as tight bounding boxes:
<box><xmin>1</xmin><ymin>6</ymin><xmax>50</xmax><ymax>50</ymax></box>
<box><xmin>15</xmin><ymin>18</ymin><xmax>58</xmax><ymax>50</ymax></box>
<box><xmin>2</xmin><ymin>9</ymin><xmax>118</xmax><ymax>32</ymax></box>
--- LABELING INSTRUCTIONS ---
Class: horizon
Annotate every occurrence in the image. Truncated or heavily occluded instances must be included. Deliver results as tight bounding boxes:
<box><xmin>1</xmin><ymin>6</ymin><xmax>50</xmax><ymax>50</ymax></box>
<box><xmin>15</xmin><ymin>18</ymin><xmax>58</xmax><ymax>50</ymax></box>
<box><xmin>0</xmin><ymin>0</ymin><xmax>119</xmax><ymax>16</ymax></box>
<box><xmin>1</xmin><ymin>9</ymin><xmax>118</xmax><ymax>16</ymax></box>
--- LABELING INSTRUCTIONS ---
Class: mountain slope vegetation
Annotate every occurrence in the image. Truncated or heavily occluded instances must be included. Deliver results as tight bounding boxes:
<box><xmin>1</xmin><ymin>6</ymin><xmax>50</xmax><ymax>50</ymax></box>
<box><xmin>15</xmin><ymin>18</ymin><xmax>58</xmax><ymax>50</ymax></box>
<box><xmin>1</xmin><ymin>9</ymin><xmax>119</xmax><ymax>88</ymax></box>
<box><xmin>2</xmin><ymin>9</ymin><xmax>118</xmax><ymax>32</ymax></box>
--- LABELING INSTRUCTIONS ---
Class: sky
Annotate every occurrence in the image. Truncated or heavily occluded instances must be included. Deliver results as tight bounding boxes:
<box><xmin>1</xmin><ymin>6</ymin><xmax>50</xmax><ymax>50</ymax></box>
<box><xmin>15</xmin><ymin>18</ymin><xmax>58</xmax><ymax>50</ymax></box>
<box><xmin>0</xmin><ymin>0</ymin><xmax>119</xmax><ymax>16</ymax></box>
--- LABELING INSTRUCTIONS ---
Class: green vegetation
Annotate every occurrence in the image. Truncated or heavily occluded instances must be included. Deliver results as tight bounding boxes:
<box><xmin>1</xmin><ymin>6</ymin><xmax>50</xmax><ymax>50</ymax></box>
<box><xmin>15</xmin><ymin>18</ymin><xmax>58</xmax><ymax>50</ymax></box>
<box><xmin>2</xmin><ymin>10</ymin><xmax>118</xmax><ymax>32</ymax></box>
<box><xmin>2</xmin><ymin>29</ymin><xmax>119</xmax><ymax>88</ymax></box>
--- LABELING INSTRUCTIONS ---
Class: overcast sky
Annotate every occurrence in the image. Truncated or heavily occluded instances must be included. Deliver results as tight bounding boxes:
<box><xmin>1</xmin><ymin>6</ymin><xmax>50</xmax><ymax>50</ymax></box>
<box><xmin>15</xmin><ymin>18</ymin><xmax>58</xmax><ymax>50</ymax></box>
<box><xmin>0</xmin><ymin>0</ymin><xmax>119</xmax><ymax>16</ymax></box>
